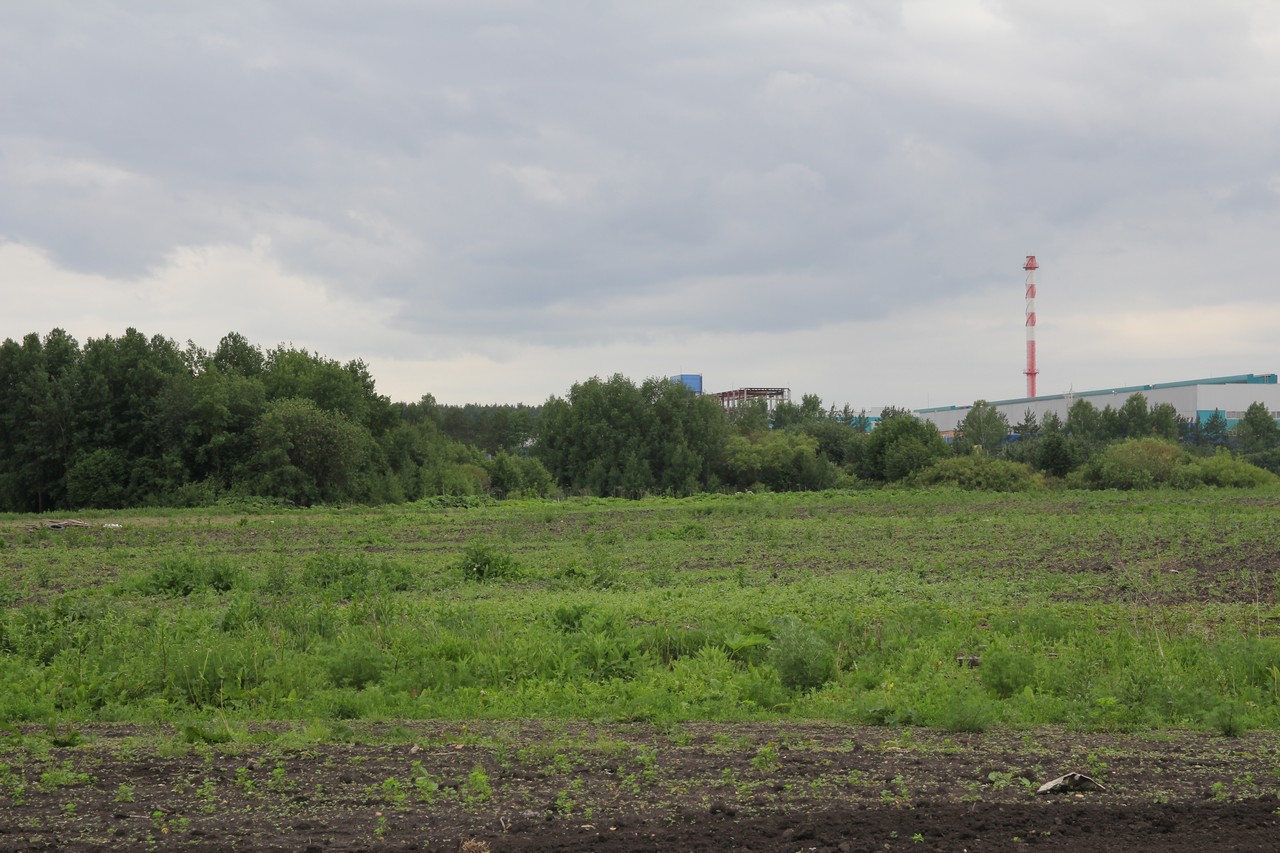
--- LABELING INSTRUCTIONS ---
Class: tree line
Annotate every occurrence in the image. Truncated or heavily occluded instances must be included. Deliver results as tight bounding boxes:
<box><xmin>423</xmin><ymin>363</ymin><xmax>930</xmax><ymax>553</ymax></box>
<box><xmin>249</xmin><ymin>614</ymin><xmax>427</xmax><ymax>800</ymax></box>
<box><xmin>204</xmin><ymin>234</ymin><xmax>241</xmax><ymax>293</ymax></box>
<box><xmin>0</xmin><ymin>329</ymin><xmax>543</xmax><ymax>512</ymax></box>
<box><xmin>2</xmin><ymin>328</ymin><xmax>1277</xmax><ymax>511</ymax></box>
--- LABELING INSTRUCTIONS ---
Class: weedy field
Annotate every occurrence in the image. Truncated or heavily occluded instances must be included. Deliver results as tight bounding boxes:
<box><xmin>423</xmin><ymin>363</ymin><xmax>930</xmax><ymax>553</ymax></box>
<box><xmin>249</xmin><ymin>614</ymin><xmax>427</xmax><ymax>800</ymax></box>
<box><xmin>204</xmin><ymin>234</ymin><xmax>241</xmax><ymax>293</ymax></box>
<box><xmin>2</xmin><ymin>489</ymin><xmax>1280</xmax><ymax>850</ymax></box>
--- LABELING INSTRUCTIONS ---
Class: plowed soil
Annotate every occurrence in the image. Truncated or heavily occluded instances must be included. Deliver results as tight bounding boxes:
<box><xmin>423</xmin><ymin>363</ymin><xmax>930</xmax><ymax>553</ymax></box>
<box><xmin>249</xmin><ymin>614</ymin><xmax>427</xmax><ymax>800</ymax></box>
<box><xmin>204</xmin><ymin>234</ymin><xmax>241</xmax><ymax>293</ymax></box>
<box><xmin>2</xmin><ymin>721</ymin><xmax>1277</xmax><ymax>851</ymax></box>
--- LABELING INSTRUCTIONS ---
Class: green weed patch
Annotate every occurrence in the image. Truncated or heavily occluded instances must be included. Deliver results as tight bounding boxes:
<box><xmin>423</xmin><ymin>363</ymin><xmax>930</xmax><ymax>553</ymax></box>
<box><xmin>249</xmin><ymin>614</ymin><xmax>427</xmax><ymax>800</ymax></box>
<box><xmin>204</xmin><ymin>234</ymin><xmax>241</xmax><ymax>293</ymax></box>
<box><xmin>2</xmin><ymin>489</ymin><xmax>1280</xmax><ymax>732</ymax></box>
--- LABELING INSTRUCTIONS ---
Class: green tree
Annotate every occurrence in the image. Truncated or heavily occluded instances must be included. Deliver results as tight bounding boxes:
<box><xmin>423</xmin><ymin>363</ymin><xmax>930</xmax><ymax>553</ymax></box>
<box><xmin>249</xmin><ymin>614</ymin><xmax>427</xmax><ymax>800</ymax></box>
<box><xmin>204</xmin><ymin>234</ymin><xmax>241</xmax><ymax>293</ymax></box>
<box><xmin>64</xmin><ymin>447</ymin><xmax>128</xmax><ymax>508</ymax></box>
<box><xmin>1234</xmin><ymin>402</ymin><xmax>1279</xmax><ymax>454</ymax></box>
<box><xmin>644</xmin><ymin>377</ymin><xmax>727</xmax><ymax>495</ymax></box>
<box><xmin>799</xmin><ymin>417</ymin><xmax>865</xmax><ymax>471</ymax></box>
<box><xmin>249</xmin><ymin>397</ymin><xmax>384</xmax><ymax>506</ymax></box>
<box><xmin>0</xmin><ymin>330</ymin><xmax>80</xmax><ymax>511</ymax></box>
<box><xmin>1013</xmin><ymin>409</ymin><xmax>1040</xmax><ymax>438</ymax></box>
<box><xmin>72</xmin><ymin>328</ymin><xmax>190</xmax><ymax>503</ymax></box>
<box><xmin>379</xmin><ymin>419</ymin><xmax>485</xmax><ymax>500</ymax></box>
<box><xmin>1117</xmin><ymin>393</ymin><xmax>1152</xmax><ymax>438</ymax></box>
<box><xmin>954</xmin><ymin>400</ymin><xmax>1010</xmax><ymax>455</ymax></box>
<box><xmin>212</xmin><ymin>332</ymin><xmax>264</xmax><ymax>376</ymax></box>
<box><xmin>534</xmin><ymin>375</ymin><xmax>654</xmax><ymax>497</ymax></box>
<box><xmin>728</xmin><ymin>399</ymin><xmax>771</xmax><ymax>434</ymax></box>
<box><xmin>1034</xmin><ymin>431</ymin><xmax>1077</xmax><ymax>478</ymax></box>
<box><xmin>483</xmin><ymin>450</ymin><xmax>554</xmax><ymax>498</ymax></box>
<box><xmin>1075</xmin><ymin>438</ymin><xmax>1187</xmax><ymax>489</ymax></box>
<box><xmin>1149</xmin><ymin>403</ymin><xmax>1181</xmax><ymax>441</ymax></box>
<box><xmin>1098</xmin><ymin>405</ymin><xmax>1123</xmax><ymax>440</ymax></box>
<box><xmin>262</xmin><ymin>346</ymin><xmax>393</xmax><ymax>436</ymax></box>
<box><xmin>1064</xmin><ymin>399</ymin><xmax>1102</xmax><ymax>442</ymax></box>
<box><xmin>724</xmin><ymin>430</ymin><xmax>838</xmax><ymax>491</ymax></box>
<box><xmin>1200</xmin><ymin>409</ymin><xmax>1229</xmax><ymax>448</ymax></box>
<box><xmin>183</xmin><ymin>369</ymin><xmax>268</xmax><ymax>485</ymax></box>
<box><xmin>772</xmin><ymin>393</ymin><xmax>824</xmax><ymax>429</ymax></box>
<box><xmin>860</xmin><ymin>413</ymin><xmax>950</xmax><ymax>482</ymax></box>
<box><xmin>535</xmin><ymin>375</ymin><xmax>729</xmax><ymax>497</ymax></box>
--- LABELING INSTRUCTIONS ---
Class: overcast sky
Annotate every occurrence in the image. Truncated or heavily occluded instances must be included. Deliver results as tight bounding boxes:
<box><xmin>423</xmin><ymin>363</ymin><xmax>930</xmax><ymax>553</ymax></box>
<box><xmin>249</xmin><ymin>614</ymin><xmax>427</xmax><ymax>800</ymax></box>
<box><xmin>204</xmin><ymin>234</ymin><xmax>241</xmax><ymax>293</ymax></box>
<box><xmin>4</xmin><ymin>1</ymin><xmax>1279</xmax><ymax>409</ymax></box>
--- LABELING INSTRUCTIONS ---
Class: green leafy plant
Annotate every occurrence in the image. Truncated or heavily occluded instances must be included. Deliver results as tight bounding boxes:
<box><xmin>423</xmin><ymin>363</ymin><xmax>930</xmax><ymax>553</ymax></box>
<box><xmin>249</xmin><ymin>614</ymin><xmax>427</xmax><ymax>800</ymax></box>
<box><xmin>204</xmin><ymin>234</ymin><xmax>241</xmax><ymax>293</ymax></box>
<box><xmin>769</xmin><ymin>617</ymin><xmax>834</xmax><ymax>693</ymax></box>
<box><xmin>456</xmin><ymin>541</ymin><xmax>521</xmax><ymax>583</ymax></box>
<box><xmin>464</xmin><ymin>764</ymin><xmax>492</xmax><ymax>803</ymax></box>
<box><xmin>751</xmin><ymin>742</ymin><xmax>780</xmax><ymax>773</ymax></box>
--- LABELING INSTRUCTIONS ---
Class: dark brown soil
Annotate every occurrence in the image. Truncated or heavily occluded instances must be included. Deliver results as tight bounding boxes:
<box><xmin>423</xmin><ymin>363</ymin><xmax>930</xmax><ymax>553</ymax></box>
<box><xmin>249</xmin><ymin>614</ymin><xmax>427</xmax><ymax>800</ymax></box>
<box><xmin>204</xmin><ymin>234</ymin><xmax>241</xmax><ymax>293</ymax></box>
<box><xmin>2</xmin><ymin>722</ymin><xmax>1277</xmax><ymax>851</ymax></box>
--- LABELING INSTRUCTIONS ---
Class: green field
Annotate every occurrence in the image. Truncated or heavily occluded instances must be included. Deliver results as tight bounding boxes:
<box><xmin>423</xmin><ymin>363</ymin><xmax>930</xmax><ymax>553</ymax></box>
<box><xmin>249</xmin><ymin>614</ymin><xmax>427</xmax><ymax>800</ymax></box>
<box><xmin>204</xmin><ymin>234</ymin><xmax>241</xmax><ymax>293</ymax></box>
<box><xmin>3</xmin><ymin>488</ymin><xmax>1279</xmax><ymax>734</ymax></box>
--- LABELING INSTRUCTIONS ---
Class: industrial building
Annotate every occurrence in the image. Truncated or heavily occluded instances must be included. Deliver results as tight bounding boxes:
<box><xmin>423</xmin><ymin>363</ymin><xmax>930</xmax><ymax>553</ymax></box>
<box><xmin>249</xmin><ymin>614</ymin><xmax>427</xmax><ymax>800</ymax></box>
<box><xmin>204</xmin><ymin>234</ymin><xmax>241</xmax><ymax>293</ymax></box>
<box><xmin>669</xmin><ymin>375</ymin><xmax>794</xmax><ymax>414</ymax></box>
<box><xmin>916</xmin><ymin>373</ymin><xmax>1280</xmax><ymax>436</ymax></box>
<box><xmin>917</xmin><ymin>256</ymin><xmax>1280</xmax><ymax>436</ymax></box>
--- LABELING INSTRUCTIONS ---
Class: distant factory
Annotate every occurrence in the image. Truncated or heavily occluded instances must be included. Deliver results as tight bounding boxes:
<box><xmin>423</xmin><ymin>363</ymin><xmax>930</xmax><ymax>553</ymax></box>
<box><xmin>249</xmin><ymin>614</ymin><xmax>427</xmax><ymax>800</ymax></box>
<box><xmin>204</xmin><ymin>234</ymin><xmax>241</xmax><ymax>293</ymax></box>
<box><xmin>915</xmin><ymin>373</ymin><xmax>1280</xmax><ymax>436</ymax></box>
<box><xmin>670</xmin><ymin>257</ymin><xmax>1280</xmax><ymax>437</ymax></box>
<box><xmin>672</xmin><ymin>371</ymin><xmax>1280</xmax><ymax>436</ymax></box>
<box><xmin>671</xmin><ymin>374</ymin><xmax>793</xmax><ymax>415</ymax></box>
<box><xmin>916</xmin><ymin>256</ymin><xmax>1280</xmax><ymax>434</ymax></box>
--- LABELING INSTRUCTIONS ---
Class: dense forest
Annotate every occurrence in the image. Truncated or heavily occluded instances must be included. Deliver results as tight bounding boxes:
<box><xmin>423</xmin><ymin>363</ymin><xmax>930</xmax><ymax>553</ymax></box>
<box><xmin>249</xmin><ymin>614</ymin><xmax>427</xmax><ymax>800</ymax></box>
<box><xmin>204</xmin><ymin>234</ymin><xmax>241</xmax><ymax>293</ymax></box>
<box><xmin>0</xmin><ymin>328</ymin><xmax>1276</xmax><ymax>512</ymax></box>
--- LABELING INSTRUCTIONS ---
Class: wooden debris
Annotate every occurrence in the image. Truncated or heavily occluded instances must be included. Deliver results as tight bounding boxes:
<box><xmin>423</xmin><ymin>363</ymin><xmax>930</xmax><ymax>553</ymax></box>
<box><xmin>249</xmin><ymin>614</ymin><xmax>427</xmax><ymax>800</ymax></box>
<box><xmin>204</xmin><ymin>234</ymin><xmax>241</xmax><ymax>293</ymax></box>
<box><xmin>28</xmin><ymin>519</ymin><xmax>91</xmax><ymax>531</ymax></box>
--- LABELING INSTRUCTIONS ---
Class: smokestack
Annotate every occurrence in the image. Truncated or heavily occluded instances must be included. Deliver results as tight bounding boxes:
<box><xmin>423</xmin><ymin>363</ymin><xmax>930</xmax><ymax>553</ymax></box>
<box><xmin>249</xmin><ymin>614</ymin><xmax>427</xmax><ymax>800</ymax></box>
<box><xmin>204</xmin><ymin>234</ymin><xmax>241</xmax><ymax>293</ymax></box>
<box><xmin>1024</xmin><ymin>255</ymin><xmax>1039</xmax><ymax>398</ymax></box>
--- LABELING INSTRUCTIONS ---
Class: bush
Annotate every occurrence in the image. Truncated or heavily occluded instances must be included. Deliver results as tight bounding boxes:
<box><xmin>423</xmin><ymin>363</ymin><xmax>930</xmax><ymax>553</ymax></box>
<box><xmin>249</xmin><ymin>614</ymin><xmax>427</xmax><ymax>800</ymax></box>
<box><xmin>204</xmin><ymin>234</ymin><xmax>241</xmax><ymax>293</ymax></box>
<box><xmin>456</xmin><ymin>541</ymin><xmax>521</xmax><ymax>582</ymax></box>
<box><xmin>65</xmin><ymin>448</ymin><xmax>129</xmax><ymax>509</ymax></box>
<box><xmin>1206</xmin><ymin>699</ymin><xmax>1249</xmax><ymax>737</ymax></box>
<box><xmin>980</xmin><ymin>645</ymin><xmax>1036</xmax><ymax>698</ymax></box>
<box><xmin>1179</xmin><ymin>450</ymin><xmax>1274</xmax><ymax>489</ymax></box>
<box><xmin>723</xmin><ymin>431</ymin><xmax>840</xmax><ymax>492</ymax></box>
<box><xmin>913</xmin><ymin>455</ymin><xmax>1038</xmax><ymax>491</ymax></box>
<box><xmin>932</xmin><ymin>686</ymin><xmax>999</xmax><ymax>732</ymax></box>
<box><xmin>133</xmin><ymin>558</ymin><xmax>243</xmax><ymax>596</ymax></box>
<box><xmin>325</xmin><ymin>641</ymin><xmax>386</xmax><ymax>690</ymax></box>
<box><xmin>484</xmin><ymin>451</ymin><xmax>555</xmax><ymax>498</ymax></box>
<box><xmin>769</xmin><ymin>617</ymin><xmax>834</xmax><ymax>693</ymax></box>
<box><xmin>1078</xmin><ymin>439</ymin><xmax>1188</xmax><ymax>489</ymax></box>
<box><xmin>860</xmin><ymin>415</ymin><xmax>950</xmax><ymax>482</ymax></box>
<box><xmin>301</xmin><ymin>554</ymin><xmax>415</xmax><ymax>598</ymax></box>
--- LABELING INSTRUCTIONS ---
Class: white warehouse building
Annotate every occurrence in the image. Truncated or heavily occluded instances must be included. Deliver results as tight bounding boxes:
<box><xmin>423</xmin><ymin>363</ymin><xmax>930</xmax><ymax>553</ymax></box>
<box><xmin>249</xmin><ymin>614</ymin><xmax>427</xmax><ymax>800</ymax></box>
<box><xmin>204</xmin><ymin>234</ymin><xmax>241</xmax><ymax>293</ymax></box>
<box><xmin>915</xmin><ymin>373</ymin><xmax>1280</xmax><ymax>437</ymax></box>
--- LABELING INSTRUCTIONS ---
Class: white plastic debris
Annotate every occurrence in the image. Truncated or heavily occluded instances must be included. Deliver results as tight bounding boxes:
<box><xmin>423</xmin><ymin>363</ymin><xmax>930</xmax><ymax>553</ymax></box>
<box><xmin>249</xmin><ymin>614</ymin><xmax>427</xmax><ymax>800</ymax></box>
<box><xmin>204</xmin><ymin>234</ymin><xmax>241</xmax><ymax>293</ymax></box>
<box><xmin>1036</xmin><ymin>772</ymin><xmax>1106</xmax><ymax>795</ymax></box>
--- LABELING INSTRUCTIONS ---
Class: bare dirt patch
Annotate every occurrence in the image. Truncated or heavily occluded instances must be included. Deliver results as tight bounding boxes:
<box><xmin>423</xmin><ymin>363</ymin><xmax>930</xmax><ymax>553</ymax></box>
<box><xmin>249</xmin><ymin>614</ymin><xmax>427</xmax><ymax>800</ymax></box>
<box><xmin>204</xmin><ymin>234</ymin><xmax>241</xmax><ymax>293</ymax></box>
<box><xmin>2</xmin><ymin>722</ymin><xmax>1277</xmax><ymax>851</ymax></box>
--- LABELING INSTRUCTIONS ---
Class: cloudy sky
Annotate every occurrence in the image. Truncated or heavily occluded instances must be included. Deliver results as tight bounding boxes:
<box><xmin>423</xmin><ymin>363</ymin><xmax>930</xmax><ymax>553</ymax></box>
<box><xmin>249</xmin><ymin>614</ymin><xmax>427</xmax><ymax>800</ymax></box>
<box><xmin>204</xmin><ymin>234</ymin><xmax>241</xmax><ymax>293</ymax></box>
<box><xmin>4</xmin><ymin>1</ymin><xmax>1279</xmax><ymax>409</ymax></box>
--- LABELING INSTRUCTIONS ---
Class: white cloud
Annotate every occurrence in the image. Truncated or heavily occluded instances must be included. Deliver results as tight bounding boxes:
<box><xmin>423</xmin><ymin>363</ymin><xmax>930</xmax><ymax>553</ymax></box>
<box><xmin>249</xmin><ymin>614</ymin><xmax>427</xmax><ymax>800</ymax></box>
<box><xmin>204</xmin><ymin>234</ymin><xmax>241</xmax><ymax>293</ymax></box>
<box><xmin>1</xmin><ymin>238</ymin><xmax>410</xmax><ymax>366</ymax></box>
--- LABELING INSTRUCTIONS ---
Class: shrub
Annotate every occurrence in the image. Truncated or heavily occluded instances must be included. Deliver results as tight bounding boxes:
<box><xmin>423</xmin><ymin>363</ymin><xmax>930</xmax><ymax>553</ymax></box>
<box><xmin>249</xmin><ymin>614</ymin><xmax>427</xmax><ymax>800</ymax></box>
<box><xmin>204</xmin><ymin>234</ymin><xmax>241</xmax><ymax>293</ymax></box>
<box><xmin>1207</xmin><ymin>699</ymin><xmax>1249</xmax><ymax>737</ymax></box>
<box><xmin>1078</xmin><ymin>439</ymin><xmax>1188</xmax><ymax>489</ymax></box>
<box><xmin>913</xmin><ymin>455</ymin><xmax>1038</xmax><ymax>491</ymax></box>
<box><xmin>134</xmin><ymin>558</ymin><xmax>243</xmax><ymax>596</ymax></box>
<box><xmin>860</xmin><ymin>415</ymin><xmax>950</xmax><ymax>482</ymax></box>
<box><xmin>736</xmin><ymin>665</ymin><xmax>789</xmax><ymax>710</ymax></box>
<box><xmin>769</xmin><ymin>617</ymin><xmax>834</xmax><ymax>693</ymax></box>
<box><xmin>301</xmin><ymin>554</ymin><xmax>415</xmax><ymax>598</ymax></box>
<box><xmin>325</xmin><ymin>641</ymin><xmax>386</xmax><ymax>690</ymax></box>
<box><xmin>723</xmin><ymin>431</ymin><xmax>840</xmax><ymax>492</ymax></box>
<box><xmin>980</xmin><ymin>645</ymin><xmax>1036</xmax><ymax>698</ymax></box>
<box><xmin>456</xmin><ymin>541</ymin><xmax>521</xmax><ymax>582</ymax></box>
<box><xmin>932</xmin><ymin>687</ymin><xmax>998</xmax><ymax>732</ymax></box>
<box><xmin>65</xmin><ymin>448</ymin><xmax>129</xmax><ymax>509</ymax></box>
<box><xmin>1180</xmin><ymin>450</ymin><xmax>1274</xmax><ymax>489</ymax></box>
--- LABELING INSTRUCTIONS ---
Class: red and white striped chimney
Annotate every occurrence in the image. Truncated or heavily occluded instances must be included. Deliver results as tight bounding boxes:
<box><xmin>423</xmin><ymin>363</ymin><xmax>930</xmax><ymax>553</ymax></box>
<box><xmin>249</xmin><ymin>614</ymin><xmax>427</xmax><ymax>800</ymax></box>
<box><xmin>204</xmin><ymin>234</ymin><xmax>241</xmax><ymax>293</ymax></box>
<box><xmin>1024</xmin><ymin>255</ymin><xmax>1039</xmax><ymax>398</ymax></box>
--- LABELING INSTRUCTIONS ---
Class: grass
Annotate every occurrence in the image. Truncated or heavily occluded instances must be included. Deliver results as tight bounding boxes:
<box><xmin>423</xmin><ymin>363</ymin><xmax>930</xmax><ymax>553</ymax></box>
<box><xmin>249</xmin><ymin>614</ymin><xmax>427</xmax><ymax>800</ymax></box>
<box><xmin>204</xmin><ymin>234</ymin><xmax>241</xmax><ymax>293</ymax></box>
<box><xmin>2</xmin><ymin>488</ymin><xmax>1280</xmax><ymax>731</ymax></box>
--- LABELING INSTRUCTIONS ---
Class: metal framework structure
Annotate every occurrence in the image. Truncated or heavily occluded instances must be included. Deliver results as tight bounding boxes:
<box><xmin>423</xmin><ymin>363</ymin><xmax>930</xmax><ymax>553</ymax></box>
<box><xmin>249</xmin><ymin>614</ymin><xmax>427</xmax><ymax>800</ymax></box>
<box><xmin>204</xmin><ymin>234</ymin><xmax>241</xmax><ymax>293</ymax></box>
<box><xmin>713</xmin><ymin>387</ymin><xmax>791</xmax><ymax>413</ymax></box>
<box><xmin>1024</xmin><ymin>255</ymin><xmax>1039</xmax><ymax>398</ymax></box>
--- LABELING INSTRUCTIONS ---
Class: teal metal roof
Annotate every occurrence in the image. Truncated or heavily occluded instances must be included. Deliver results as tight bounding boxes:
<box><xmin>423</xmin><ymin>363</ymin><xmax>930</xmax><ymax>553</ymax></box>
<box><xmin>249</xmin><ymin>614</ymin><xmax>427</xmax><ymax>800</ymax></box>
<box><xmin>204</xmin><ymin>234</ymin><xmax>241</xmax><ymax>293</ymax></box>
<box><xmin>916</xmin><ymin>374</ymin><xmax>1278</xmax><ymax>414</ymax></box>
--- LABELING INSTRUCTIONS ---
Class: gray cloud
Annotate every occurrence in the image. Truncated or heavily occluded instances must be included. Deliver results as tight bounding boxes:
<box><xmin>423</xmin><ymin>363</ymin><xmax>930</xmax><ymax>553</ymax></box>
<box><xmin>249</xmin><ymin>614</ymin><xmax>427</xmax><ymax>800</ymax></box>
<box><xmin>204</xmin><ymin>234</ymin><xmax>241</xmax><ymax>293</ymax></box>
<box><xmin>3</xmin><ymin>1</ymin><xmax>1280</xmax><ymax>403</ymax></box>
